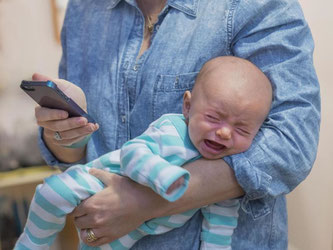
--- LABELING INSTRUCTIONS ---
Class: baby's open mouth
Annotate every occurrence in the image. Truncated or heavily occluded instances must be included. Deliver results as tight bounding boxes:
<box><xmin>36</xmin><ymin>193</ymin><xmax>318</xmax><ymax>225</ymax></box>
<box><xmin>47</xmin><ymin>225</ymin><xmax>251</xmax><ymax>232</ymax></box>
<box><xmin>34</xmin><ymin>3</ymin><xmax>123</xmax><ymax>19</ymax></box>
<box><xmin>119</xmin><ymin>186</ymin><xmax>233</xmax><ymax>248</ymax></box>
<box><xmin>204</xmin><ymin>139</ymin><xmax>226</xmax><ymax>151</ymax></box>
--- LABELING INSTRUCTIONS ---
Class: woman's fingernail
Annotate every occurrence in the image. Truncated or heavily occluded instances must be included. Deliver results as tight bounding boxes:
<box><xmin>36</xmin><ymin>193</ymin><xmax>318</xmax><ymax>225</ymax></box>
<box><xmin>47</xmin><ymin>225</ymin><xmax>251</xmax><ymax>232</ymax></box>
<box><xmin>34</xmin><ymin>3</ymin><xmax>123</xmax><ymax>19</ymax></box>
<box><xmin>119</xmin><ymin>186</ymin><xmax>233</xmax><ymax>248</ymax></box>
<box><xmin>77</xmin><ymin>117</ymin><xmax>87</xmax><ymax>125</ymax></box>
<box><xmin>61</xmin><ymin>111</ymin><xmax>68</xmax><ymax>119</ymax></box>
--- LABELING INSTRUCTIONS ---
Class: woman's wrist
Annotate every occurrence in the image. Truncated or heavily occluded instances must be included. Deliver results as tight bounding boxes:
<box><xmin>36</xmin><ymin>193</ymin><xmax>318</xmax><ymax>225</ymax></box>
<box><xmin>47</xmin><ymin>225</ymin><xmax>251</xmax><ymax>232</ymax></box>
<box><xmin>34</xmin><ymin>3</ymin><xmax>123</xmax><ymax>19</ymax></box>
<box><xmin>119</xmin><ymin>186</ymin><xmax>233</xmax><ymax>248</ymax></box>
<box><xmin>64</xmin><ymin>134</ymin><xmax>91</xmax><ymax>148</ymax></box>
<box><xmin>43</xmin><ymin>130</ymin><xmax>86</xmax><ymax>163</ymax></box>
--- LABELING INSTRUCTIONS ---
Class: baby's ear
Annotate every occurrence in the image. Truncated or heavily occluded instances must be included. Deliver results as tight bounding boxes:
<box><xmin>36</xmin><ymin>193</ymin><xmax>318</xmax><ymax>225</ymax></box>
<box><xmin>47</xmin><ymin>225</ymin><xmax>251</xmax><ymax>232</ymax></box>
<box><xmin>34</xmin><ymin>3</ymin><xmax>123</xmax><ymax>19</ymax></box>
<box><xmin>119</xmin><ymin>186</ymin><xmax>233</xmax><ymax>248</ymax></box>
<box><xmin>182</xmin><ymin>91</ymin><xmax>192</xmax><ymax>119</ymax></box>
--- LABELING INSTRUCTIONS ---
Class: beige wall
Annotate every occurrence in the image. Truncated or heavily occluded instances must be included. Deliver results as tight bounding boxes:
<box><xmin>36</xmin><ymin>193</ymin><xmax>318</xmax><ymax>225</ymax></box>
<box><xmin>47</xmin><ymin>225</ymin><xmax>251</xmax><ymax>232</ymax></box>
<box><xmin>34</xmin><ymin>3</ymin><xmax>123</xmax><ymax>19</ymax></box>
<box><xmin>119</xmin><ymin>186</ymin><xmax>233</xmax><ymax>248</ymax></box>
<box><xmin>0</xmin><ymin>0</ymin><xmax>61</xmax><ymax>87</ymax></box>
<box><xmin>287</xmin><ymin>1</ymin><xmax>333</xmax><ymax>250</ymax></box>
<box><xmin>0</xmin><ymin>0</ymin><xmax>332</xmax><ymax>249</ymax></box>
<box><xmin>0</xmin><ymin>0</ymin><xmax>62</xmax><ymax>141</ymax></box>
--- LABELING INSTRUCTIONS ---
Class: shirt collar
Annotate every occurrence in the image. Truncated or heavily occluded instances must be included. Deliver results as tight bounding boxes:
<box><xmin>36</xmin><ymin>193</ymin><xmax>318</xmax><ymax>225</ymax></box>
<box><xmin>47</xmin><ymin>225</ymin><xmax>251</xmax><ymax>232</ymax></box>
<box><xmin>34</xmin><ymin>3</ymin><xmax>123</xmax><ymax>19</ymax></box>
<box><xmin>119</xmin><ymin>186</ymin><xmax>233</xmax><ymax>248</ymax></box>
<box><xmin>107</xmin><ymin>0</ymin><xmax>199</xmax><ymax>17</ymax></box>
<box><xmin>107</xmin><ymin>0</ymin><xmax>122</xmax><ymax>9</ymax></box>
<box><xmin>168</xmin><ymin>0</ymin><xmax>199</xmax><ymax>17</ymax></box>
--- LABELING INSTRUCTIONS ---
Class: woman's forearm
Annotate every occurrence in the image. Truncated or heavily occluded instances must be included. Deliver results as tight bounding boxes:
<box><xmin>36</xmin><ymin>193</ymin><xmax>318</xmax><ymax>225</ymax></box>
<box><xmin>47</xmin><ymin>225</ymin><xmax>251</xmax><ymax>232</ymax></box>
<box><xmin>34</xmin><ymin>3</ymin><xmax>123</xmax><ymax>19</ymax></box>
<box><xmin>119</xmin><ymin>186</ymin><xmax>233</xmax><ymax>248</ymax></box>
<box><xmin>142</xmin><ymin>158</ymin><xmax>244</xmax><ymax>219</ymax></box>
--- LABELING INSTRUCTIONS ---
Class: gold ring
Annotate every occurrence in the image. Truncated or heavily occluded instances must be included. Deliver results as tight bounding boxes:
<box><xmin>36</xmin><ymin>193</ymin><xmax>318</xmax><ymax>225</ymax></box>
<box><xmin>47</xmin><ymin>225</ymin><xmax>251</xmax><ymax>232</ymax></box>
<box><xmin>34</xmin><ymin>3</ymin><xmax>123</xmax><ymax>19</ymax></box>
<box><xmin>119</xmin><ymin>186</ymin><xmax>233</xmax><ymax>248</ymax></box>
<box><xmin>86</xmin><ymin>228</ymin><xmax>98</xmax><ymax>243</ymax></box>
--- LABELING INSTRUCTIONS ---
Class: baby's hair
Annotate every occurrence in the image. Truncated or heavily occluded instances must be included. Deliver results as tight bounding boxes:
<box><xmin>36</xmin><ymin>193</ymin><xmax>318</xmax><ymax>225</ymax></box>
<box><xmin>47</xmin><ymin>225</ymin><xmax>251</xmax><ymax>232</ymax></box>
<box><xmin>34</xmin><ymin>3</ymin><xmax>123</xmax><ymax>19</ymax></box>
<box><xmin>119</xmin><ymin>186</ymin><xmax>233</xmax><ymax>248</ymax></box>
<box><xmin>193</xmin><ymin>56</ymin><xmax>273</xmax><ymax>119</ymax></box>
<box><xmin>195</xmin><ymin>56</ymin><xmax>270</xmax><ymax>92</ymax></box>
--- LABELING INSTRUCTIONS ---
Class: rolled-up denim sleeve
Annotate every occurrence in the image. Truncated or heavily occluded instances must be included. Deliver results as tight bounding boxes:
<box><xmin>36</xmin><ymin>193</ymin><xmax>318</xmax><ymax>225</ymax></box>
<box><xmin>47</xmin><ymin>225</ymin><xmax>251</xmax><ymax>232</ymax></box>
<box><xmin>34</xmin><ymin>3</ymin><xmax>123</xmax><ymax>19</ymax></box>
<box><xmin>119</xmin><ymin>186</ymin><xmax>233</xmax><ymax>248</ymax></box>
<box><xmin>224</xmin><ymin>0</ymin><xmax>321</xmax><ymax>219</ymax></box>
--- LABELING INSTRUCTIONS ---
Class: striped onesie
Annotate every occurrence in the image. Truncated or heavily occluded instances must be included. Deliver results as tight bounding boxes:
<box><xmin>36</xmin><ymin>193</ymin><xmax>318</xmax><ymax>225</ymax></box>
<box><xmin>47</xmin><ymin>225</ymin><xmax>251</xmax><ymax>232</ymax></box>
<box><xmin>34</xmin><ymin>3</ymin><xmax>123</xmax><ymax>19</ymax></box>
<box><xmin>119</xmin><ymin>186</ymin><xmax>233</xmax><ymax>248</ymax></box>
<box><xmin>15</xmin><ymin>114</ymin><xmax>239</xmax><ymax>250</ymax></box>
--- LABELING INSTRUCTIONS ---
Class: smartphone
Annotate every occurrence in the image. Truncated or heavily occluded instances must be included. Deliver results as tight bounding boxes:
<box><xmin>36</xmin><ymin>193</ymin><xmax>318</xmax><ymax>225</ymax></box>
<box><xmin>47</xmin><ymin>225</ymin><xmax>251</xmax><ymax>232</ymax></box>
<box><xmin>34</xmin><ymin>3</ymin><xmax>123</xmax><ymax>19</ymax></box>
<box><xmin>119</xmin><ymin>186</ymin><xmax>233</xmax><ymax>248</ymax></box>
<box><xmin>20</xmin><ymin>80</ymin><xmax>95</xmax><ymax>123</ymax></box>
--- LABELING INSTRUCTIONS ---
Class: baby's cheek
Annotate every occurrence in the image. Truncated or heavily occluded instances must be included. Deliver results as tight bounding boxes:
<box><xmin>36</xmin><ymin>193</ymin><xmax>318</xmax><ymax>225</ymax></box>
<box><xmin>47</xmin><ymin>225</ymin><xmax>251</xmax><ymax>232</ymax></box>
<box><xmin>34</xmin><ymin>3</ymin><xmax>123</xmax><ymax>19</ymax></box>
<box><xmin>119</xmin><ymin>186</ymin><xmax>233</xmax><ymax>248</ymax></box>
<box><xmin>240</xmin><ymin>138</ymin><xmax>253</xmax><ymax>152</ymax></box>
<box><xmin>232</xmin><ymin>135</ymin><xmax>249</xmax><ymax>153</ymax></box>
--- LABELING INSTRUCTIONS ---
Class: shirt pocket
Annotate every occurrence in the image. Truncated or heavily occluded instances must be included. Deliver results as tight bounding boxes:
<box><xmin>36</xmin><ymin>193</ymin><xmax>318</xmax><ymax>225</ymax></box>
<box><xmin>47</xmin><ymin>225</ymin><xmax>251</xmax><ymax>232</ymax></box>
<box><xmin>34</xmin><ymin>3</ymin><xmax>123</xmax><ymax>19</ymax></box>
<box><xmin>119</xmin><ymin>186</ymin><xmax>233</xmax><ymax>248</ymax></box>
<box><xmin>152</xmin><ymin>72</ymin><xmax>199</xmax><ymax>120</ymax></box>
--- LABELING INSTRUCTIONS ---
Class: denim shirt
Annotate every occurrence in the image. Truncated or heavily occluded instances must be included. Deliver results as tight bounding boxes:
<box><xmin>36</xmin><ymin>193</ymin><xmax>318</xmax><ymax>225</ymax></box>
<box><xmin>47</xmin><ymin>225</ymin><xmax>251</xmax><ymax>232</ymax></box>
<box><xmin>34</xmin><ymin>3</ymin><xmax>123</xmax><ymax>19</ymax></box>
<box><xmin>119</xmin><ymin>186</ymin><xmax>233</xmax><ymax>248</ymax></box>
<box><xmin>39</xmin><ymin>0</ymin><xmax>320</xmax><ymax>249</ymax></box>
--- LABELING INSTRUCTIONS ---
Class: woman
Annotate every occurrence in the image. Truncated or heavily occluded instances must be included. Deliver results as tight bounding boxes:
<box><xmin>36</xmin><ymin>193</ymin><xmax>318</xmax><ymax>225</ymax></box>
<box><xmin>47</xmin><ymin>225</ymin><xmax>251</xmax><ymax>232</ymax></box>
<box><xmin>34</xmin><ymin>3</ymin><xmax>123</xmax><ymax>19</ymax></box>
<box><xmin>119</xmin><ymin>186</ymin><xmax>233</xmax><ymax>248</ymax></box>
<box><xmin>34</xmin><ymin>0</ymin><xmax>320</xmax><ymax>249</ymax></box>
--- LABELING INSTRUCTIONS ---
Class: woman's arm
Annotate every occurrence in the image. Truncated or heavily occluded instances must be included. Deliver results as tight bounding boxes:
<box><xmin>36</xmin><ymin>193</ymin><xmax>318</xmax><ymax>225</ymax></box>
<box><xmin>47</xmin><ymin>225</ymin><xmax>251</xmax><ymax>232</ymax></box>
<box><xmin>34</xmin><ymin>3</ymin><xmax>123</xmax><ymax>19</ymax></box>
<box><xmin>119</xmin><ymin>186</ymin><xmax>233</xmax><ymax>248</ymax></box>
<box><xmin>163</xmin><ymin>158</ymin><xmax>243</xmax><ymax>215</ymax></box>
<box><xmin>72</xmin><ymin>158</ymin><xmax>243</xmax><ymax>246</ymax></box>
<box><xmin>222</xmin><ymin>0</ymin><xmax>320</xmax><ymax>219</ymax></box>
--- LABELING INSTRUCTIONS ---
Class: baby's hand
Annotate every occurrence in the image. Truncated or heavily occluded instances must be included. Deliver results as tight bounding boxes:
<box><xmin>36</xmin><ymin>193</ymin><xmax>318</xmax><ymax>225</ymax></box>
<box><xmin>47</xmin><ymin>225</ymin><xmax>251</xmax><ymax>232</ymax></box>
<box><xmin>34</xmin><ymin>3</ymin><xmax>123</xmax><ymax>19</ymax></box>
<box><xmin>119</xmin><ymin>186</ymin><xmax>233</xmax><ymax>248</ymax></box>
<box><xmin>166</xmin><ymin>177</ymin><xmax>185</xmax><ymax>194</ymax></box>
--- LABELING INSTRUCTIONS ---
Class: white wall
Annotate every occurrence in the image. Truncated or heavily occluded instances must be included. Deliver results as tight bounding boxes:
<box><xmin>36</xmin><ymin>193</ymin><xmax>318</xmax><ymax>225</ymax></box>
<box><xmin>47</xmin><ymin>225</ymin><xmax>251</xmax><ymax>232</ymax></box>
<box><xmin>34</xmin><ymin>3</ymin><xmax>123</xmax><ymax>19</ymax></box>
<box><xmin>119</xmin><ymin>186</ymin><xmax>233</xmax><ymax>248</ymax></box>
<box><xmin>287</xmin><ymin>1</ymin><xmax>333</xmax><ymax>250</ymax></box>
<box><xmin>0</xmin><ymin>0</ymin><xmax>62</xmax><ymax>169</ymax></box>
<box><xmin>0</xmin><ymin>0</ymin><xmax>61</xmax><ymax>88</ymax></box>
<box><xmin>0</xmin><ymin>0</ymin><xmax>61</xmax><ymax>132</ymax></box>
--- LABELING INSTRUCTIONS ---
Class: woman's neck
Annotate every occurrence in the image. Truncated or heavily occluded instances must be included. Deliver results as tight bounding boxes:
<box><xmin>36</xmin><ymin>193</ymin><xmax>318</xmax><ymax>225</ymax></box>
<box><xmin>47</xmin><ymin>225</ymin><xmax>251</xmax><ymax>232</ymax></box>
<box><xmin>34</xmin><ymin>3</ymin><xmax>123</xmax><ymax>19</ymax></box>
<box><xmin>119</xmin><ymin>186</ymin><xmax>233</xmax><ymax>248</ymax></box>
<box><xmin>136</xmin><ymin>0</ymin><xmax>167</xmax><ymax>58</ymax></box>
<box><xmin>136</xmin><ymin>0</ymin><xmax>167</xmax><ymax>16</ymax></box>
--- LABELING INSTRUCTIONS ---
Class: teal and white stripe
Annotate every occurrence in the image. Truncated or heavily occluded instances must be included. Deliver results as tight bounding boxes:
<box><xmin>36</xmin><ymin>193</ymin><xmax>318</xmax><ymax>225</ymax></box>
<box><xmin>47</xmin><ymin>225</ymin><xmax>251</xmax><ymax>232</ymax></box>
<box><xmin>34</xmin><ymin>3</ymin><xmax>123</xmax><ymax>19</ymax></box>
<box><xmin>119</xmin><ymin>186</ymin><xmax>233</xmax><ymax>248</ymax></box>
<box><xmin>15</xmin><ymin>114</ymin><xmax>239</xmax><ymax>250</ymax></box>
<box><xmin>120</xmin><ymin>115</ymin><xmax>198</xmax><ymax>202</ymax></box>
<box><xmin>200</xmin><ymin>200</ymin><xmax>240</xmax><ymax>249</ymax></box>
<box><xmin>14</xmin><ymin>165</ymin><xmax>105</xmax><ymax>250</ymax></box>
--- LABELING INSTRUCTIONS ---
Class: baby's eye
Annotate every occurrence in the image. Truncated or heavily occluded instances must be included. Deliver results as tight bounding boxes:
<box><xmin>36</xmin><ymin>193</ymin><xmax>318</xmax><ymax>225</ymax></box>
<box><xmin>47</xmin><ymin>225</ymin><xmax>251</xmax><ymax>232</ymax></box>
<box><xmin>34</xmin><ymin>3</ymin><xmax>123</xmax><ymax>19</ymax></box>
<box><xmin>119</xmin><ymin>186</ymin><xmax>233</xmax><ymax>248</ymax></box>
<box><xmin>237</xmin><ymin>128</ymin><xmax>250</xmax><ymax>136</ymax></box>
<box><xmin>206</xmin><ymin>114</ymin><xmax>219</xmax><ymax>122</ymax></box>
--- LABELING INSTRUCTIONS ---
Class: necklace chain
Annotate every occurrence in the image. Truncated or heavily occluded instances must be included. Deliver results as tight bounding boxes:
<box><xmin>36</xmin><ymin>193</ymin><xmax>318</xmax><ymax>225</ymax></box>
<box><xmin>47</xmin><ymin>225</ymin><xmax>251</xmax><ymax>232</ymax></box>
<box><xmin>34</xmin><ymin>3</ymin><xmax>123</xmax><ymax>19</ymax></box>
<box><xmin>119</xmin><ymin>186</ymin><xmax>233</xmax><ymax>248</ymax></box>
<box><xmin>139</xmin><ymin>0</ymin><xmax>166</xmax><ymax>34</ymax></box>
<box><xmin>146</xmin><ymin>16</ymin><xmax>154</xmax><ymax>33</ymax></box>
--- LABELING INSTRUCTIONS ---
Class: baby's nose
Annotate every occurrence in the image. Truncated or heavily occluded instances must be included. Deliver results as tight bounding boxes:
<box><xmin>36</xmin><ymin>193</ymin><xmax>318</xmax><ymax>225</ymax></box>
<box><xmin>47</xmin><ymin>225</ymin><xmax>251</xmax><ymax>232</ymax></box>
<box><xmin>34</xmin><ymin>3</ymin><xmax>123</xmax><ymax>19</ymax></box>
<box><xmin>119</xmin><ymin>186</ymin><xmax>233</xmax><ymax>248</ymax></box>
<box><xmin>216</xmin><ymin>127</ymin><xmax>231</xmax><ymax>140</ymax></box>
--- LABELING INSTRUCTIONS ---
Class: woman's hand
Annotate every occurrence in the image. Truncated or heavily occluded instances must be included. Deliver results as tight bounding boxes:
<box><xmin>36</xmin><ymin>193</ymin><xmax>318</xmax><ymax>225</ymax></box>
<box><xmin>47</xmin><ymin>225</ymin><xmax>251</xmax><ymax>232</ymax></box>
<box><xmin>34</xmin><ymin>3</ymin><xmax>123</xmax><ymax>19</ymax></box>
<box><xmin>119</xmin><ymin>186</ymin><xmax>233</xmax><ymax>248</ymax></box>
<box><xmin>71</xmin><ymin>169</ymin><xmax>160</xmax><ymax>247</ymax></box>
<box><xmin>33</xmin><ymin>73</ymin><xmax>99</xmax><ymax>162</ymax></box>
<box><xmin>72</xmin><ymin>159</ymin><xmax>244</xmax><ymax>247</ymax></box>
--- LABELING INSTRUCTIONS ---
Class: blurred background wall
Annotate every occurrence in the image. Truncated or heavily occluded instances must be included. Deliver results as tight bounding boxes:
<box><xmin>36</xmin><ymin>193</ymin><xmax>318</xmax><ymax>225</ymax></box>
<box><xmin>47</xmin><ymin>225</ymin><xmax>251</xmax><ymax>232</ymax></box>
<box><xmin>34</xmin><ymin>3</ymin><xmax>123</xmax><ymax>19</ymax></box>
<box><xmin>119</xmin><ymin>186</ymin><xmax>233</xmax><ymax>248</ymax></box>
<box><xmin>0</xmin><ymin>0</ymin><xmax>62</xmax><ymax>171</ymax></box>
<box><xmin>287</xmin><ymin>1</ymin><xmax>333</xmax><ymax>249</ymax></box>
<box><xmin>0</xmin><ymin>0</ymin><xmax>332</xmax><ymax>249</ymax></box>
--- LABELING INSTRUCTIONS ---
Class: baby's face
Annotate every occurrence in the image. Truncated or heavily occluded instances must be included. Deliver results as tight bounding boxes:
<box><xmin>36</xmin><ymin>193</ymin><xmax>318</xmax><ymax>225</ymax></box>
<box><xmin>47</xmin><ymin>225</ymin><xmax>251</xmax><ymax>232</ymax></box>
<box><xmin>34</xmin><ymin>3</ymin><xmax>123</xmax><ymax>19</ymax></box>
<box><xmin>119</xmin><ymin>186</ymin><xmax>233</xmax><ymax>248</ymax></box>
<box><xmin>183</xmin><ymin>63</ymin><xmax>270</xmax><ymax>159</ymax></box>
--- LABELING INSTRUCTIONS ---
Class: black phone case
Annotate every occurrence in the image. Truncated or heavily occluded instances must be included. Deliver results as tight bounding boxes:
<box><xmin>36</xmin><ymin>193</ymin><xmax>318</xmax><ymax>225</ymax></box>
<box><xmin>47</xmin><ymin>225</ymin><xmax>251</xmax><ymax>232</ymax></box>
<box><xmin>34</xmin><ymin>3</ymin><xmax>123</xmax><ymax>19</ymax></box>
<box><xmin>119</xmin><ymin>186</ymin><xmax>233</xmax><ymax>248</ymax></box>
<box><xmin>20</xmin><ymin>80</ymin><xmax>95</xmax><ymax>123</ymax></box>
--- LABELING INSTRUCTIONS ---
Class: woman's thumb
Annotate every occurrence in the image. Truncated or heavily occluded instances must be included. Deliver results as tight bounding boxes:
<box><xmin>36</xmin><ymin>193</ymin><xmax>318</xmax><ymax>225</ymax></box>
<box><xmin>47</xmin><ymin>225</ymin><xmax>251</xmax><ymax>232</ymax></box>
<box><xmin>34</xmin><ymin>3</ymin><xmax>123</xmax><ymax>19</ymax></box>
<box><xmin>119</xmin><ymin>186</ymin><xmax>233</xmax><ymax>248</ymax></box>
<box><xmin>32</xmin><ymin>73</ymin><xmax>52</xmax><ymax>81</ymax></box>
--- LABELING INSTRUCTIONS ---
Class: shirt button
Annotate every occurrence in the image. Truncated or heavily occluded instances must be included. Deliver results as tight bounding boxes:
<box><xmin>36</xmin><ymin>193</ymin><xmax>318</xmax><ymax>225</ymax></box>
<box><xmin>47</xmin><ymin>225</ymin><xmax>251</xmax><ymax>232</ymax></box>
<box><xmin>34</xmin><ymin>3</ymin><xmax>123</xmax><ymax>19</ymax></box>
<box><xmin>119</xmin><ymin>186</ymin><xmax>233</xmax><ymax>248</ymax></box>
<box><xmin>121</xmin><ymin>115</ymin><xmax>126</xmax><ymax>123</ymax></box>
<box><xmin>133</xmin><ymin>65</ymin><xmax>139</xmax><ymax>71</ymax></box>
<box><xmin>175</xmin><ymin>76</ymin><xmax>179</xmax><ymax>85</ymax></box>
<box><xmin>156</xmin><ymin>25</ymin><xmax>160</xmax><ymax>30</ymax></box>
